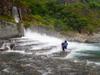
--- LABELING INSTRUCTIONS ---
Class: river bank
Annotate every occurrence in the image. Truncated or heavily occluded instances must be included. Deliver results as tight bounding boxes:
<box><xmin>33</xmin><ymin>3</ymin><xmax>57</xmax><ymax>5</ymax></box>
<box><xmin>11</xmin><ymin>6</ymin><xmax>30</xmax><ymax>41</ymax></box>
<box><xmin>28</xmin><ymin>26</ymin><xmax>100</xmax><ymax>43</ymax></box>
<box><xmin>63</xmin><ymin>32</ymin><xmax>100</xmax><ymax>43</ymax></box>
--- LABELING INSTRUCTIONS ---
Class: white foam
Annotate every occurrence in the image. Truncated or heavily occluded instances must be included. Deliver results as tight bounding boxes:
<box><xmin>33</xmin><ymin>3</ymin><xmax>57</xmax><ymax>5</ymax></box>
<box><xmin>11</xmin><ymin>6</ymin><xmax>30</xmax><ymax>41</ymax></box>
<box><xmin>23</xmin><ymin>29</ymin><xmax>100</xmax><ymax>59</ymax></box>
<box><xmin>24</xmin><ymin>29</ymin><xmax>63</xmax><ymax>45</ymax></box>
<box><xmin>24</xmin><ymin>29</ymin><xmax>63</xmax><ymax>55</ymax></box>
<box><xmin>2</xmin><ymin>68</ymin><xmax>9</xmax><ymax>73</ymax></box>
<box><xmin>4</xmin><ymin>50</ymin><xmax>32</xmax><ymax>55</ymax></box>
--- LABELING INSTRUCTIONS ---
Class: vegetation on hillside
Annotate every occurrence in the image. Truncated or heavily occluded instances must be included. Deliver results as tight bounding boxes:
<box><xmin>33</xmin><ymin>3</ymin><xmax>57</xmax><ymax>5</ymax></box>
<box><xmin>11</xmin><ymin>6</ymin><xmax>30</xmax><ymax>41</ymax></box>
<box><xmin>5</xmin><ymin>0</ymin><xmax>100</xmax><ymax>34</ymax></box>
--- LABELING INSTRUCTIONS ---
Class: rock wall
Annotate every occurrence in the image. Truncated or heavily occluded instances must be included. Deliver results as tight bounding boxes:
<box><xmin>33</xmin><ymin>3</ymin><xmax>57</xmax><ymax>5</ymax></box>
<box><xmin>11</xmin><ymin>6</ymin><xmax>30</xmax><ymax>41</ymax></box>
<box><xmin>0</xmin><ymin>20</ymin><xmax>24</xmax><ymax>39</ymax></box>
<box><xmin>0</xmin><ymin>0</ymin><xmax>30</xmax><ymax>20</ymax></box>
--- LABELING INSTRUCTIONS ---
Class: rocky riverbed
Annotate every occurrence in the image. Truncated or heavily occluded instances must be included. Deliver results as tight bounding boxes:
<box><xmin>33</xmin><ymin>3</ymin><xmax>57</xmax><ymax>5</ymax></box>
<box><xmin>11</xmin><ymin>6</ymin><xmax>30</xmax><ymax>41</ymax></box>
<box><xmin>0</xmin><ymin>52</ymin><xmax>100</xmax><ymax>75</ymax></box>
<box><xmin>0</xmin><ymin>35</ymin><xmax>100</xmax><ymax>75</ymax></box>
<box><xmin>0</xmin><ymin>26</ymin><xmax>100</xmax><ymax>75</ymax></box>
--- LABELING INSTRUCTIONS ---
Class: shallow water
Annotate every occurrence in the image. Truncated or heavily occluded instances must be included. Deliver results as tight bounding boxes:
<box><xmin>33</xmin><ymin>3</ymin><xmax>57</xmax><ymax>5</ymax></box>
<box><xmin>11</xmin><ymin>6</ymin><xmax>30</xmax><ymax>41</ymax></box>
<box><xmin>23</xmin><ymin>29</ymin><xmax>100</xmax><ymax>63</ymax></box>
<box><xmin>1</xmin><ymin>29</ymin><xmax>100</xmax><ymax>75</ymax></box>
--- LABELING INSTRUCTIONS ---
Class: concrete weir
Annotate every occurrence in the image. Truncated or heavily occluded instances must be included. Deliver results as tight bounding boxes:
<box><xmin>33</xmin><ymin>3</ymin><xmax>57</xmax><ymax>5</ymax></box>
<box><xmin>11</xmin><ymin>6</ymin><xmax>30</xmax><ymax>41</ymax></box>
<box><xmin>0</xmin><ymin>20</ymin><xmax>24</xmax><ymax>39</ymax></box>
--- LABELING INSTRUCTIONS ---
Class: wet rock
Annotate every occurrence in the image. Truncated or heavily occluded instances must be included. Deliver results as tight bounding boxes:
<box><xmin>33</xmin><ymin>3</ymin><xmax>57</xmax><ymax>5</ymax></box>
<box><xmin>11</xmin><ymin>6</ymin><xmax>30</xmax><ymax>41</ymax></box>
<box><xmin>0</xmin><ymin>20</ymin><xmax>24</xmax><ymax>39</ymax></box>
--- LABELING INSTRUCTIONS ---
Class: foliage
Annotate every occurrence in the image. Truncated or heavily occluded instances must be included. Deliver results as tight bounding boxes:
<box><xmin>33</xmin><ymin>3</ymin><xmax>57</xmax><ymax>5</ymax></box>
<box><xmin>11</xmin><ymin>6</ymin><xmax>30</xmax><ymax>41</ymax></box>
<box><xmin>11</xmin><ymin>0</ymin><xmax>100</xmax><ymax>33</ymax></box>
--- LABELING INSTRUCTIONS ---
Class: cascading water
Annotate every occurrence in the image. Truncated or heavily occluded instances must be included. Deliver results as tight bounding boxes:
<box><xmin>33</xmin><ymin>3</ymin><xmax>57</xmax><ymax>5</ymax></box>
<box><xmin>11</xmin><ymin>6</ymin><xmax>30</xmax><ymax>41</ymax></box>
<box><xmin>23</xmin><ymin>29</ymin><xmax>64</xmax><ymax>55</ymax></box>
<box><xmin>1</xmin><ymin>29</ymin><xmax>100</xmax><ymax>75</ymax></box>
<box><xmin>12</xmin><ymin>6</ymin><xmax>20</xmax><ymax>23</ymax></box>
<box><xmin>23</xmin><ymin>29</ymin><xmax>100</xmax><ymax>63</ymax></box>
<box><xmin>1</xmin><ymin>28</ymin><xmax>100</xmax><ymax>63</ymax></box>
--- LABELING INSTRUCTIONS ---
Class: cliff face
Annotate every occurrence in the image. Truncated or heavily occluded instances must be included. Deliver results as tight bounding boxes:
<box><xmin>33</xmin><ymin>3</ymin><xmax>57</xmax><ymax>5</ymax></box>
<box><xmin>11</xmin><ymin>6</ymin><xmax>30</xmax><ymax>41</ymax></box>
<box><xmin>0</xmin><ymin>20</ymin><xmax>24</xmax><ymax>39</ymax></box>
<box><xmin>0</xmin><ymin>0</ymin><xmax>30</xmax><ymax>20</ymax></box>
<box><xmin>0</xmin><ymin>0</ymin><xmax>24</xmax><ymax>39</ymax></box>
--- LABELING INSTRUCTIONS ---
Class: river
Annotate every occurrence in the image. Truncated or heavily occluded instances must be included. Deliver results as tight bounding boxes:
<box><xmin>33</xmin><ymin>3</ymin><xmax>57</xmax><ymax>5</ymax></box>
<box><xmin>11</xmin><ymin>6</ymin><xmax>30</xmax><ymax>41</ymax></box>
<box><xmin>24</xmin><ymin>29</ymin><xmax>100</xmax><ymax>63</ymax></box>
<box><xmin>0</xmin><ymin>29</ymin><xmax>100</xmax><ymax>75</ymax></box>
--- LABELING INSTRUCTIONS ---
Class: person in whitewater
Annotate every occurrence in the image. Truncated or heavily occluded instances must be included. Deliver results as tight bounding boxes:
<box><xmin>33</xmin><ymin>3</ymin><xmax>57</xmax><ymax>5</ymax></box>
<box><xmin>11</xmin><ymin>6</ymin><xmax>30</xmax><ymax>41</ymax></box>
<box><xmin>61</xmin><ymin>40</ymin><xmax>68</xmax><ymax>51</ymax></box>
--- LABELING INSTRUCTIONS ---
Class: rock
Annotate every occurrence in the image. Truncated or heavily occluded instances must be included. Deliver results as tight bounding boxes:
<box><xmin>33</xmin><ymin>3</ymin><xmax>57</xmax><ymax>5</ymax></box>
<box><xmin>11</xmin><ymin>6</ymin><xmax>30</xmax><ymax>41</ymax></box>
<box><xmin>85</xmin><ymin>33</ymin><xmax>100</xmax><ymax>43</ymax></box>
<box><xmin>64</xmin><ymin>32</ymin><xmax>100</xmax><ymax>43</ymax></box>
<box><xmin>0</xmin><ymin>20</ymin><xmax>24</xmax><ymax>39</ymax></box>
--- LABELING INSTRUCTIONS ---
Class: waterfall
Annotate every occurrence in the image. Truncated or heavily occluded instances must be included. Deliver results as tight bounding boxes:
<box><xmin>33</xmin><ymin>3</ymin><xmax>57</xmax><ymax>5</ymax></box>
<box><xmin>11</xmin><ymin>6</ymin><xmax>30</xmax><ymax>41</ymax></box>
<box><xmin>12</xmin><ymin>6</ymin><xmax>24</xmax><ymax>37</ymax></box>
<box><xmin>12</xmin><ymin>6</ymin><xmax>20</xmax><ymax>23</ymax></box>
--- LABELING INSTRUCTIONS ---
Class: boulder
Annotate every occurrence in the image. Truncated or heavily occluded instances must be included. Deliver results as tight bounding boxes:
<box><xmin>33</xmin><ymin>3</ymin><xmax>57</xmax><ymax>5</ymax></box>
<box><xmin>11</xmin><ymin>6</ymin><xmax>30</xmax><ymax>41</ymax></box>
<box><xmin>0</xmin><ymin>20</ymin><xmax>24</xmax><ymax>39</ymax></box>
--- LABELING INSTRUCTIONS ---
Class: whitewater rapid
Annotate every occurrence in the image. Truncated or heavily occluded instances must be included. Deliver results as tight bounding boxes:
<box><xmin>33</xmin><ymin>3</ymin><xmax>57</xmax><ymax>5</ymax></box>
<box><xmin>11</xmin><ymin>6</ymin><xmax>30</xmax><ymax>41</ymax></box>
<box><xmin>3</xmin><ymin>29</ymin><xmax>100</xmax><ymax>63</ymax></box>
<box><xmin>22</xmin><ymin>29</ymin><xmax>100</xmax><ymax>59</ymax></box>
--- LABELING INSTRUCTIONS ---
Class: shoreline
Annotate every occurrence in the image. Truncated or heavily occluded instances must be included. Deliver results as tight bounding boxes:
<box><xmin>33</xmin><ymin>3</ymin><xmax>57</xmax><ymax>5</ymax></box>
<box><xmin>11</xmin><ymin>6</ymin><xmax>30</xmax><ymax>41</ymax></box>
<box><xmin>28</xmin><ymin>26</ymin><xmax>100</xmax><ymax>43</ymax></box>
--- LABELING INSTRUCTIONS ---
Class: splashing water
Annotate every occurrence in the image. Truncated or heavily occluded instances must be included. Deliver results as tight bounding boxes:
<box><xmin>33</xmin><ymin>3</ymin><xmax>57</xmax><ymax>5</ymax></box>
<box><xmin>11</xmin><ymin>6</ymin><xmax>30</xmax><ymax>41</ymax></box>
<box><xmin>23</xmin><ymin>29</ymin><xmax>64</xmax><ymax>55</ymax></box>
<box><xmin>24</xmin><ymin>29</ymin><xmax>63</xmax><ymax>45</ymax></box>
<box><xmin>23</xmin><ymin>29</ymin><xmax>100</xmax><ymax>61</ymax></box>
<box><xmin>0</xmin><ymin>29</ymin><xmax>100</xmax><ymax>75</ymax></box>
<box><xmin>2</xmin><ymin>29</ymin><xmax>100</xmax><ymax>63</ymax></box>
